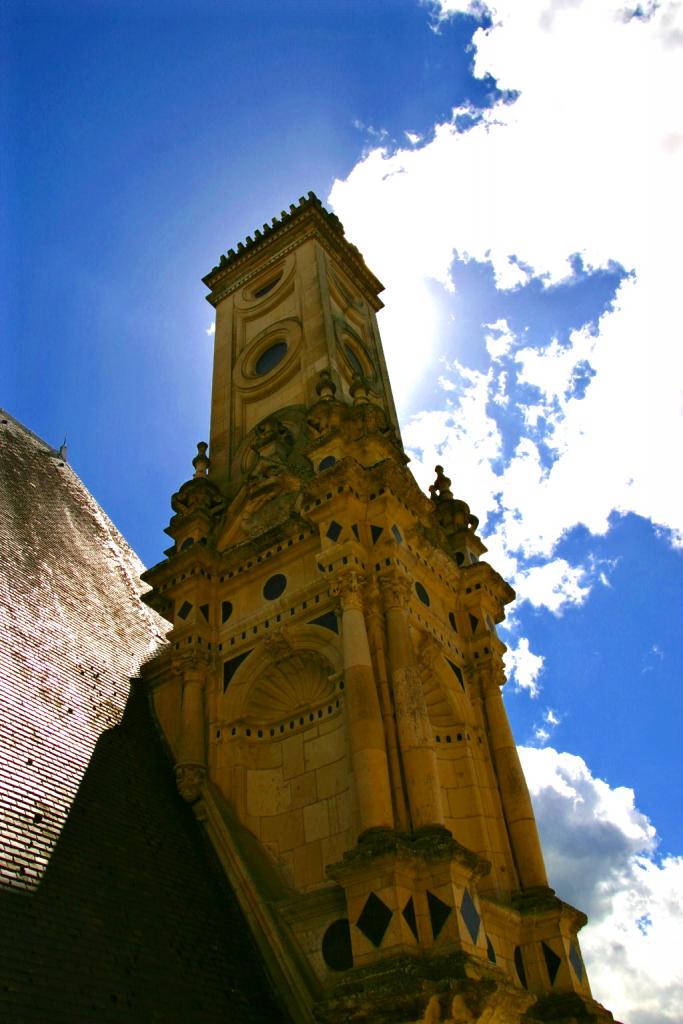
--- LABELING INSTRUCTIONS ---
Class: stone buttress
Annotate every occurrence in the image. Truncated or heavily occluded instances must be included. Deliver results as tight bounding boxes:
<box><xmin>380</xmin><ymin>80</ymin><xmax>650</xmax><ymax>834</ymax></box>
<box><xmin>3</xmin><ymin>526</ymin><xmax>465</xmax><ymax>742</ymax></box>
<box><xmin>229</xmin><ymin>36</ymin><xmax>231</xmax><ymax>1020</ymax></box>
<box><xmin>141</xmin><ymin>194</ymin><xmax>617</xmax><ymax>1024</ymax></box>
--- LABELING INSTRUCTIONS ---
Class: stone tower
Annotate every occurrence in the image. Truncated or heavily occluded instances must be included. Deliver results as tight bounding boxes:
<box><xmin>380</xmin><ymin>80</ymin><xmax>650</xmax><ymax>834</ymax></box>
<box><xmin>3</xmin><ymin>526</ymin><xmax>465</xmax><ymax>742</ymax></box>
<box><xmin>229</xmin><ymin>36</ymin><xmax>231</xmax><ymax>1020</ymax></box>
<box><xmin>142</xmin><ymin>194</ymin><xmax>616</xmax><ymax>1023</ymax></box>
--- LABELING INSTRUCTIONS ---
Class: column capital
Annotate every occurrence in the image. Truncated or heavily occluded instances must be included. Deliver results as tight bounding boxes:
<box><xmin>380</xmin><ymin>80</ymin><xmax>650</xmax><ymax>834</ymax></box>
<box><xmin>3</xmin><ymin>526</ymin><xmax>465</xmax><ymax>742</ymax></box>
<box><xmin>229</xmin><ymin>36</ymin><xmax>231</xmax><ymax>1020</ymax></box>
<box><xmin>171</xmin><ymin>649</ymin><xmax>213</xmax><ymax>683</ymax></box>
<box><xmin>379</xmin><ymin>571</ymin><xmax>412</xmax><ymax>610</ymax></box>
<box><xmin>330</xmin><ymin>569</ymin><xmax>366</xmax><ymax>611</ymax></box>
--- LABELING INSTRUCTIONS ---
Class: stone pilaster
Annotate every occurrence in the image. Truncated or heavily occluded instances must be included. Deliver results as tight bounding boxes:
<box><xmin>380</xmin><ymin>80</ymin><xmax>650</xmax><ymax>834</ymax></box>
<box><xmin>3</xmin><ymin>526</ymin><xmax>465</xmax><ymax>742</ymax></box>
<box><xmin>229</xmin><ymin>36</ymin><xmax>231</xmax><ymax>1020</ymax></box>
<box><xmin>478</xmin><ymin>659</ymin><xmax>548</xmax><ymax>891</ymax></box>
<box><xmin>365</xmin><ymin>578</ymin><xmax>410</xmax><ymax>832</ymax></box>
<box><xmin>380</xmin><ymin>572</ymin><xmax>445</xmax><ymax>832</ymax></box>
<box><xmin>173</xmin><ymin>654</ymin><xmax>210</xmax><ymax>803</ymax></box>
<box><xmin>330</xmin><ymin>570</ymin><xmax>394</xmax><ymax>838</ymax></box>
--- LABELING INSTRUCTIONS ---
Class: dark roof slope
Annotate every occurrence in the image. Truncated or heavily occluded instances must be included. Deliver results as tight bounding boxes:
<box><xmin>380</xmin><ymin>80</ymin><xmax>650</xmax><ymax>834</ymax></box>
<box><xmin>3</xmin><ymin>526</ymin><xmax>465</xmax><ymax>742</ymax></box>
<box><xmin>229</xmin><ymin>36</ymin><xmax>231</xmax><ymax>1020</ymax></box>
<box><xmin>0</xmin><ymin>411</ymin><xmax>287</xmax><ymax>1022</ymax></box>
<box><xmin>0</xmin><ymin>410</ymin><xmax>166</xmax><ymax>892</ymax></box>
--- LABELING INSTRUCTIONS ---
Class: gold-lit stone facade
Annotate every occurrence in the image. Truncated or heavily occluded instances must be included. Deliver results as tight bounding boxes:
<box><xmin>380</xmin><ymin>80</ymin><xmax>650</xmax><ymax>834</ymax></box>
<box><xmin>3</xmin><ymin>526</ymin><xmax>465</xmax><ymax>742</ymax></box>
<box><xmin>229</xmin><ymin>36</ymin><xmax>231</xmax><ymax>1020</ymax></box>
<box><xmin>142</xmin><ymin>194</ymin><xmax>616</xmax><ymax>1023</ymax></box>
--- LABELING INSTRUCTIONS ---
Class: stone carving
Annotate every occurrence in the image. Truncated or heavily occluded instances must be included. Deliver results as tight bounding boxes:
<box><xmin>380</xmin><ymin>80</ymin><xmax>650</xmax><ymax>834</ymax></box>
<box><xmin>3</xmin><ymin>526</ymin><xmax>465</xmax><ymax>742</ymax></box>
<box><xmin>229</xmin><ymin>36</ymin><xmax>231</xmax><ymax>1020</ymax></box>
<box><xmin>262</xmin><ymin>627</ymin><xmax>294</xmax><ymax>661</ymax></box>
<box><xmin>429</xmin><ymin>465</ymin><xmax>453</xmax><ymax>502</ymax></box>
<box><xmin>418</xmin><ymin>632</ymin><xmax>442</xmax><ymax>673</ymax></box>
<box><xmin>349</xmin><ymin>374</ymin><xmax>370</xmax><ymax>405</ymax></box>
<box><xmin>428</xmin><ymin>464</ymin><xmax>480</xmax><ymax>536</ymax></box>
<box><xmin>330</xmin><ymin>570</ymin><xmax>365</xmax><ymax>611</ymax></box>
<box><xmin>315</xmin><ymin>368</ymin><xmax>337</xmax><ymax>400</ymax></box>
<box><xmin>170</xmin><ymin>474</ymin><xmax>224</xmax><ymax>520</ymax></box>
<box><xmin>175</xmin><ymin>764</ymin><xmax>206</xmax><ymax>803</ymax></box>
<box><xmin>379</xmin><ymin>572</ymin><xmax>412</xmax><ymax>609</ymax></box>
<box><xmin>246</xmin><ymin>651</ymin><xmax>336</xmax><ymax>723</ymax></box>
<box><xmin>171</xmin><ymin>649</ymin><xmax>212</xmax><ymax>678</ymax></box>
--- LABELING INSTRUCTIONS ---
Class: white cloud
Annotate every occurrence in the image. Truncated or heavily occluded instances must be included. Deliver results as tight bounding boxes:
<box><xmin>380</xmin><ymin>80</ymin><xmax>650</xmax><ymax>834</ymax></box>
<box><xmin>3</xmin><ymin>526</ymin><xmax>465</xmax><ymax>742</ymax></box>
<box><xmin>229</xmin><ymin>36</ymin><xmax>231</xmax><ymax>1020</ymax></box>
<box><xmin>514</xmin><ymin>557</ymin><xmax>591</xmax><ymax>613</ymax></box>
<box><xmin>329</xmin><ymin>0</ymin><xmax>683</xmax><ymax>551</ymax></box>
<box><xmin>205</xmin><ymin>322</ymin><xmax>215</xmax><ymax>336</ymax></box>
<box><xmin>531</xmin><ymin>706</ymin><xmax>561</xmax><ymax>745</ymax></box>
<box><xmin>504</xmin><ymin>635</ymin><xmax>544</xmax><ymax>695</ymax></box>
<box><xmin>520</xmin><ymin>746</ymin><xmax>683</xmax><ymax>1024</ymax></box>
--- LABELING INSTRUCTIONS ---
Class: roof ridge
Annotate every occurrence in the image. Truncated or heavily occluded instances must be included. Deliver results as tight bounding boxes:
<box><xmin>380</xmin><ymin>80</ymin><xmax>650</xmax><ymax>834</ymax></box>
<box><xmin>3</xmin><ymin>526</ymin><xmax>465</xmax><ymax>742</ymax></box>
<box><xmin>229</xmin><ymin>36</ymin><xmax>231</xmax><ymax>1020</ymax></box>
<box><xmin>0</xmin><ymin>406</ymin><xmax>62</xmax><ymax>457</ymax></box>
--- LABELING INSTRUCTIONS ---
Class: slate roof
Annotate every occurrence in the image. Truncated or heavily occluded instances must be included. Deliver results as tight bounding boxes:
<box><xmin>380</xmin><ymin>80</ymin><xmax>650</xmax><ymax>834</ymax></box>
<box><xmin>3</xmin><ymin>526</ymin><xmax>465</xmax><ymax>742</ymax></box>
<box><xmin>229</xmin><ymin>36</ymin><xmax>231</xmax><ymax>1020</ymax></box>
<box><xmin>0</xmin><ymin>410</ymin><xmax>288</xmax><ymax>1022</ymax></box>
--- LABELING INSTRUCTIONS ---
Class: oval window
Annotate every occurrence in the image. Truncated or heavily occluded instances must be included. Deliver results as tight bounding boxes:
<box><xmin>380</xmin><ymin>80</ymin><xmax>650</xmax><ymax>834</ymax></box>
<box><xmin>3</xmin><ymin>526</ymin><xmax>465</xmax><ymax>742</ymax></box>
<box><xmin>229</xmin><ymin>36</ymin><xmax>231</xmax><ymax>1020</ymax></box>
<box><xmin>344</xmin><ymin>343</ymin><xmax>365</xmax><ymax>378</ymax></box>
<box><xmin>255</xmin><ymin>340</ymin><xmax>287</xmax><ymax>376</ymax></box>
<box><xmin>253</xmin><ymin>273</ymin><xmax>281</xmax><ymax>299</ymax></box>
<box><xmin>415</xmin><ymin>582</ymin><xmax>430</xmax><ymax>607</ymax></box>
<box><xmin>263</xmin><ymin>573</ymin><xmax>287</xmax><ymax>600</ymax></box>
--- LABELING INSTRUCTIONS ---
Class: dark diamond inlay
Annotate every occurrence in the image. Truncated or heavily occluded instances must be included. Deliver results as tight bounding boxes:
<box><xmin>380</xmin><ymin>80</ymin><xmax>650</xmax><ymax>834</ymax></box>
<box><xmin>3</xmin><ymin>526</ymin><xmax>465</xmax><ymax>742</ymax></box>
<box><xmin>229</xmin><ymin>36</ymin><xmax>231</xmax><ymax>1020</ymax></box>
<box><xmin>391</xmin><ymin>525</ymin><xmax>403</xmax><ymax>543</ymax></box>
<box><xmin>402</xmin><ymin>896</ymin><xmax>418</xmax><ymax>941</ymax></box>
<box><xmin>569</xmin><ymin>942</ymin><xmax>584</xmax><ymax>982</ymax></box>
<box><xmin>319</xmin><ymin>455</ymin><xmax>336</xmax><ymax>471</ymax></box>
<box><xmin>200</xmin><ymin>604</ymin><xmax>209</xmax><ymax>622</ymax></box>
<box><xmin>448</xmin><ymin>611</ymin><xmax>458</xmax><ymax>632</ymax></box>
<box><xmin>542</xmin><ymin>941</ymin><xmax>562</xmax><ymax>985</ymax></box>
<box><xmin>351</xmin><ymin>524</ymin><xmax>360</xmax><ymax>540</ymax></box>
<box><xmin>460</xmin><ymin>889</ymin><xmax>480</xmax><ymax>944</ymax></box>
<box><xmin>178</xmin><ymin>601</ymin><xmax>192</xmax><ymax>620</ymax></box>
<box><xmin>326</xmin><ymin>521</ymin><xmax>342</xmax><ymax>542</ymax></box>
<box><xmin>370</xmin><ymin>525</ymin><xmax>383</xmax><ymax>544</ymax></box>
<box><xmin>427</xmin><ymin>890</ymin><xmax>451</xmax><ymax>940</ymax></box>
<box><xmin>469</xmin><ymin>613</ymin><xmax>479</xmax><ymax>634</ymax></box>
<box><xmin>486</xmin><ymin>936</ymin><xmax>496</xmax><ymax>963</ymax></box>
<box><xmin>322</xmin><ymin>918</ymin><xmax>353</xmax><ymax>971</ymax></box>
<box><xmin>356</xmin><ymin>892</ymin><xmax>392</xmax><ymax>948</ymax></box>
<box><xmin>415</xmin><ymin>582</ymin><xmax>430</xmax><ymax>607</ymax></box>
<box><xmin>514</xmin><ymin>946</ymin><xmax>528</xmax><ymax>989</ymax></box>
<box><xmin>221</xmin><ymin>600</ymin><xmax>233</xmax><ymax>624</ymax></box>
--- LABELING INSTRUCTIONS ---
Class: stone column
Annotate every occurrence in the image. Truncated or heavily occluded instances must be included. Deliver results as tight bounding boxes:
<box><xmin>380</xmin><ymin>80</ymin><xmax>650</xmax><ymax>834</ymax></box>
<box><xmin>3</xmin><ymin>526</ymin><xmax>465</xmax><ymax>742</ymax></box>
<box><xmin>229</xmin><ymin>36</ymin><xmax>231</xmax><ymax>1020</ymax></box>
<box><xmin>174</xmin><ymin>655</ymin><xmax>209</xmax><ymax>803</ymax></box>
<box><xmin>480</xmin><ymin>664</ymin><xmax>548</xmax><ymax>890</ymax></box>
<box><xmin>331</xmin><ymin>570</ymin><xmax>394</xmax><ymax>838</ymax></box>
<box><xmin>380</xmin><ymin>573</ymin><xmax>445</xmax><ymax>831</ymax></box>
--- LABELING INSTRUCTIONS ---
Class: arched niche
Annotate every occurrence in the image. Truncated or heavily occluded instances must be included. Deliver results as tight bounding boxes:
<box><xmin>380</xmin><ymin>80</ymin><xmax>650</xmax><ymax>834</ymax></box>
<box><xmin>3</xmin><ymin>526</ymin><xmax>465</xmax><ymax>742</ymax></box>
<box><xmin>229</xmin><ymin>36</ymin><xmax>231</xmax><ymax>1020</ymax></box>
<box><xmin>221</xmin><ymin>624</ymin><xmax>343</xmax><ymax>726</ymax></box>
<box><xmin>215</xmin><ymin>625</ymin><xmax>353</xmax><ymax>892</ymax></box>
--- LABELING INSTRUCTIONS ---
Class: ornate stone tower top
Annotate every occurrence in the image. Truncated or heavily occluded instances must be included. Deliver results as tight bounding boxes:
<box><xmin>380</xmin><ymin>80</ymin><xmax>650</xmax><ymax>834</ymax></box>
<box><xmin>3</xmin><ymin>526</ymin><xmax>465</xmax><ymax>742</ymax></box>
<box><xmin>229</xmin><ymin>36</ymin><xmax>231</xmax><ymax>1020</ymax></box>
<box><xmin>203</xmin><ymin>191</ymin><xmax>400</xmax><ymax>491</ymax></box>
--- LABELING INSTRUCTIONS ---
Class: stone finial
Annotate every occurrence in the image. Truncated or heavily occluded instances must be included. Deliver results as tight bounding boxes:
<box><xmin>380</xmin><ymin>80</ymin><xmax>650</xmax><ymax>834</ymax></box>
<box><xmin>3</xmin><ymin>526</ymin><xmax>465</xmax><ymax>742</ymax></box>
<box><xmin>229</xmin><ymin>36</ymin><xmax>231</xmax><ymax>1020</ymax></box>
<box><xmin>315</xmin><ymin>369</ymin><xmax>337</xmax><ymax>400</ymax></box>
<box><xmin>350</xmin><ymin>374</ymin><xmax>370</xmax><ymax>405</ymax></box>
<box><xmin>57</xmin><ymin>436</ymin><xmax>68</xmax><ymax>462</ymax></box>
<box><xmin>192</xmin><ymin>442</ymin><xmax>209</xmax><ymax>478</ymax></box>
<box><xmin>429</xmin><ymin>465</ymin><xmax>453</xmax><ymax>502</ymax></box>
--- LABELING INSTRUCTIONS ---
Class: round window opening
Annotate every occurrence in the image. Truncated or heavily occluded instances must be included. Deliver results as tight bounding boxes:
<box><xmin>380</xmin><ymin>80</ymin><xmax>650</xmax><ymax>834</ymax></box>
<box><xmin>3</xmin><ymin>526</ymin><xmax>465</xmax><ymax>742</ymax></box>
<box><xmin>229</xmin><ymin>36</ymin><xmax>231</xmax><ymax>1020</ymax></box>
<box><xmin>322</xmin><ymin>918</ymin><xmax>353</xmax><ymax>972</ymax></box>
<box><xmin>263</xmin><ymin>573</ymin><xmax>287</xmax><ymax>600</ymax></box>
<box><xmin>415</xmin><ymin>582</ymin><xmax>430</xmax><ymax>607</ymax></box>
<box><xmin>255</xmin><ymin>340</ymin><xmax>288</xmax><ymax>377</ymax></box>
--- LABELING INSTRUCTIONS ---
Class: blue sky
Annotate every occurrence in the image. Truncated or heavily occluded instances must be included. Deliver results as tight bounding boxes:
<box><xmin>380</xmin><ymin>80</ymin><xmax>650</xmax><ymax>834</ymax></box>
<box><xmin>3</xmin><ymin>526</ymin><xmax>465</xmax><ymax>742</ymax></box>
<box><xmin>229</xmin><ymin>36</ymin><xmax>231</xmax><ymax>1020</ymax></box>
<box><xmin>3</xmin><ymin>2</ymin><xmax>682</xmax><ymax>1019</ymax></box>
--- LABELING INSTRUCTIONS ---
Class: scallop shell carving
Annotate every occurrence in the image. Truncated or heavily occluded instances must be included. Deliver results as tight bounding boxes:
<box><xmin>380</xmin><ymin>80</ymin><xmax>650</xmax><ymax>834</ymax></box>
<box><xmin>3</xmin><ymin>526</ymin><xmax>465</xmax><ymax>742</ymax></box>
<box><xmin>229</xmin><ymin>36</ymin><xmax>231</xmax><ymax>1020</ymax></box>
<box><xmin>246</xmin><ymin>652</ymin><xmax>335</xmax><ymax>724</ymax></box>
<box><xmin>423</xmin><ymin>665</ymin><xmax>462</xmax><ymax>730</ymax></box>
